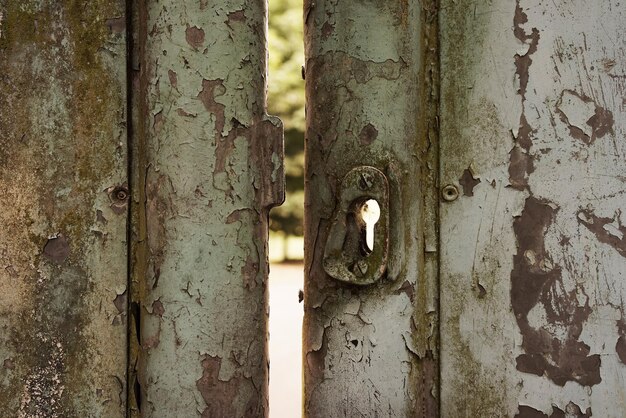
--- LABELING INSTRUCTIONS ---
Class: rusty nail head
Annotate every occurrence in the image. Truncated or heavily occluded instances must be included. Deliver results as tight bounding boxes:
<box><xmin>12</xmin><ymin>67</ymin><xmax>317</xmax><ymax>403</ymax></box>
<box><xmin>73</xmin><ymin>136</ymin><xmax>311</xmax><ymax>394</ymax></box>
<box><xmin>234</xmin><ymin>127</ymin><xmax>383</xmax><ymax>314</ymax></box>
<box><xmin>442</xmin><ymin>184</ymin><xmax>459</xmax><ymax>202</ymax></box>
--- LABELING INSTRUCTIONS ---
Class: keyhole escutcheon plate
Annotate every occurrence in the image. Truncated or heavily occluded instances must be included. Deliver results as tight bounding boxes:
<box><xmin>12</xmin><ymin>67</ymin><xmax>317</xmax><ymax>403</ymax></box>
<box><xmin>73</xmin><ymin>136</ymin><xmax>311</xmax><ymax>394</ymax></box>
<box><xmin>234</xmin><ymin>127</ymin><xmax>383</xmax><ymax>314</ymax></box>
<box><xmin>323</xmin><ymin>166</ymin><xmax>390</xmax><ymax>285</ymax></box>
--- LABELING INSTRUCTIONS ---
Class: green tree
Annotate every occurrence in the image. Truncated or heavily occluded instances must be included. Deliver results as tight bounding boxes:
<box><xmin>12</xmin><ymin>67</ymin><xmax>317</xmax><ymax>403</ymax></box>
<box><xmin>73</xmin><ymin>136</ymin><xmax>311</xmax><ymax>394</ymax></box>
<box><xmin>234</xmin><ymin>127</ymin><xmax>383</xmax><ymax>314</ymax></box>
<box><xmin>268</xmin><ymin>0</ymin><xmax>305</xmax><ymax>239</ymax></box>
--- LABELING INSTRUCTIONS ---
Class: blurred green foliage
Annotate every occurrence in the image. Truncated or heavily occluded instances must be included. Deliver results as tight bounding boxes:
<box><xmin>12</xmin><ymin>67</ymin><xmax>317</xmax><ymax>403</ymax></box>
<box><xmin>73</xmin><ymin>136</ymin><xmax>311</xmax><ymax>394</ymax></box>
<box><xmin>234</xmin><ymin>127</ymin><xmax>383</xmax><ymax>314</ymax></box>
<box><xmin>268</xmin><ymin>0</ymin><xmax>305</xmax><ymax>237</ymax></box>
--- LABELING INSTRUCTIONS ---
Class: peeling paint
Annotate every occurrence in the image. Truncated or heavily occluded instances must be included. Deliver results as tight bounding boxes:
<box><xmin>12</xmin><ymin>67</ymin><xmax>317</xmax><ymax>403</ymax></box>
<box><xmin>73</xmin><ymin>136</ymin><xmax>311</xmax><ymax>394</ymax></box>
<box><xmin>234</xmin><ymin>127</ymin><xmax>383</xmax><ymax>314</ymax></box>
<box><xmin>510</xmin><ymin>2</ymin><xmax>540</xmax><ymax>191</ymax></box>
<box><xmin>304</xmin><ymin>0</ymin><xmax>438</xmax><ymax>415</ymax></box>
<box><xmin>516</xmin><ymin>402</ymin><xmax>591</xmax><ymax>418</ymax></box>
<box><xmin>512</xmin><ymin>199</ymin><xmax>600</xmax><ymax>386</ymax></box>
<box><xmin>134</xmin><ymin>0</ymin><xmax>282</xmax><ymax>416</ymax></box>
<box><xmin>556</xmin><ymin>90</ymin><xmax>614</xmax><ymax>145</ymax></box>
<box><xmin>578</xmin><ymin>208</ymin><xmax>626</xmax><ymax>258</ymax></box>
<box><xmin>105</xmin><ymin>17</ymin><xmax>125</xmax><ymax>34</ymax></box>
<box><xmin>440</xmin><ymin>0</ymin><xmax>625</xmax><ymax>415</ymax></box>
<box><xmin>459</xmin><ymin>167</ymin><xmax>480</xmax><ymax>197</ymax></box>
<box><xmin>185</xmin><ymin>26</ymin><xmax>205</xmax><ymax>49</ymax></box>
<box><xmin>358</xmin><ymin>123</ymin><xmax>378</xmax><ymax>145</ymax></box>
<box><xmin>42</xmin><ymin>235</ymin><xmax>70</xmax><ymax>263</ymax></box>
<box><xmin>616</xmin><ymin>319</ymin><xmax>626</xmax><ymax>365</ymax></box>
<box><xmin>196</xmin><ymin>355</ymin><xmax>244</xmax><ymax>418</ymax></box>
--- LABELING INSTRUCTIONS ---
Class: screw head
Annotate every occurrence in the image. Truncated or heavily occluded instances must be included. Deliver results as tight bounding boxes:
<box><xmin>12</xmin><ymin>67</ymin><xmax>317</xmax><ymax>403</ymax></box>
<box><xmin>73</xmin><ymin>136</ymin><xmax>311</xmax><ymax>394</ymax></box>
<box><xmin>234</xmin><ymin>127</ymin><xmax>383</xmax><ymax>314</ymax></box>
<box><xmin>442</xmin><ymin>184</ymin><xmax>459</xmax><ymax>202</ymax></box>
<box><xmin>114</xmin><ymin>187</ymin><xmax>129</xmax><ymax>201</ymax></box>
<box><xmin>356</xmin><ymin>260</ymin><xmax>368</xmax><ymax>275</ymax></box>
<box><xmin>358</xmin><ymin>172</ymin><xmax>374</xmax><ymax>190</ymax></box>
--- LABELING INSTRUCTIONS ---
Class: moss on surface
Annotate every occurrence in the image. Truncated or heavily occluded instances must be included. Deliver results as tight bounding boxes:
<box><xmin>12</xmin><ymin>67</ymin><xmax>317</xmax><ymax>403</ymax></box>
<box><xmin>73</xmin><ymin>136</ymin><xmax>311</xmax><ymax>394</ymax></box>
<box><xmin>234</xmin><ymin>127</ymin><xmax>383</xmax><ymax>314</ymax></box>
<box><xmin>0</xmin><ymin>1</ymin><xmax>128</xmax><ymax>416</ymax></box>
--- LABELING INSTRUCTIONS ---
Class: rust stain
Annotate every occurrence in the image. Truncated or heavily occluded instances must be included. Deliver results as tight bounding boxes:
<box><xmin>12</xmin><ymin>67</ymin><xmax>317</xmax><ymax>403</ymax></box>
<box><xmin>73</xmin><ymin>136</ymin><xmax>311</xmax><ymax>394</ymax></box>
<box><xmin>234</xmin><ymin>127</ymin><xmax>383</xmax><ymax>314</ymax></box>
<box><xmin>516</xmin><ymin>403</ymin><xmax>591</xmax><ymax>418</ymax></box>
<box><xmin>577</xmin><ymin>208</ymin><xmax>626</xmax><ymax>258</ymax></box>
<box><xmin>305</xmin><ymin>52</ymin><xmax>407</xmax><ymax>151</ymax></box>
<box><xmin>394</xmin><ymin>280</ymin><xmax>415</xmax><ymax>302</ymax></box>
<box><xmin>516</xmin><ymin>114</ymin><xmax>534</xmax><ymax>151</ymax></box>
<box><xmin>153</xmin><ymin>110</ymin><xmax>164</xmax><ymax>136</ymax></box>
<box><xmin>507</xmin><ymin>4</ymin><xmax>599</xmax><ymax>387</ymax></box>
<box><xmin>105</xmin><ymin>17</ymin><xmax>125</xmax><ymax>34</ymax></box>
<box><xmin>226</xmin><ymin>209</ymin><xmax>245</xmax><ymax>224</ymax></box>
<box><xmin>142</xmin><ymin>332</ymin><xmax>160</xmax><ymax>349</ymax></box>
<box><xmin>227</xmin><ymin>10</ymin><xmax>246</xmax><ymax>24</ymax></box>
<box><xmin>168</xmin><ymin>69</ymin><xmax>177</xmax><ymax>89</ymax></box>
<box><xmin>306</xmin><ymin>325</ymin><xmax>329</xmax><ymax>380</ymax></box>
<box><xmin>516</xmin><ymin>404</ymin><xmax>551</xmax><ymax>417</ymax></box>
<box><xmin>249</xmin><ymin>118</ymin><xmax>284</xmax><ymax>210</ymax></box>
<box><xmin>512</xmin><ymin>197</ymin><xmax>601</xmax><ymax>386</ymax></box>
<box><xmin>459</xmin><ymin>168</ymin><xmax>480</xmax><ymax>196</ymax></box>
<box><xmin>510</xmin><ymin>1</ymin><xmax>540</xmax><ymax>191</ymax></box>
<box><xmin>113</xmin><ymin>290</ymin><xmax>127</xmax><ymax>314</ymax></box>
<box><xmin>176</xmin><ymin>108</ymin><xmax>195</xmax><ymax>117</ymax></box>
<box><xmin>616</xmin><ymin>319</ymin><xmax>626</xmax><ymax>364</ymax></box>
<box><xmin>241</xmin><ymin>255</ymin><xmax>259</xmax><ymax>290</ymax></box>
<box><xmin>185</xmin><ymin>25</ymin><xmax>205</xmax><ymax>49</ymax></box>
<box><xmin>513</xmin><ymin>2</ymin><xmax>540</xmax><ymax>99</ymax></box>
<box><xmin>508</xmin><ymin>144</ymin><xmax>534</xmax><ymax>190</ymax></box>
<box><xmin>43</xmin><ymin>235</ymin><xmax>70</xmax><ymax>263</ymax></box>
<box><xmin>197</xmin><ymin>79</ymin><xmax>238</xmax><ymax>178</ymax></box>
<box><xmin>321</xmin><ymin>21</ymin><xmax>334</xmax><ymax>40</ymax></box>
<box><xmin>96</xmin><ymin>209</ymin><xmax>107</xmax><ymax>225</ymax></box>
<box><xmin>585</xmin><ymin>104</ymin><xmax>614</xmax><ymax>140</ymax></box>
<box><xmin>151</xmin><ymin>299</ymin><xmax>164</xmax><ymax>317</ymax></box>
<box><xmin>358</xmin><ymin>123</ymin><xmax>378</xmax><ymax>145</ymax></box>
<box><xmin>225</xmin><ymin>209</ymin><xmax>261</xmax><ymax>289</ymax></box>
<box><xmin>196</xmin><ymin>356</ymin><xmax>240</xmax><ymax>418</ymax></box>
<box><xmin>556</xmin><ymin>90</ymin><xmax>614</xmax><ymax>145</ymax></box>
<box><xmin>412</xmin><ymin>350</ymin><xmax>438</xmax><ymax>415</ymax></box>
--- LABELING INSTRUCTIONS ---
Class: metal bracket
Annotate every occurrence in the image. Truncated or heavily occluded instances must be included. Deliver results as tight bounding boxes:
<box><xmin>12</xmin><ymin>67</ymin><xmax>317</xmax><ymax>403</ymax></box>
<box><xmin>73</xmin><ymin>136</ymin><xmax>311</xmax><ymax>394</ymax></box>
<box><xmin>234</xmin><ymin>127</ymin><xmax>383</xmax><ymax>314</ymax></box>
<box><xmin>323</xmin><ymin>166</ymin><xmax>390</xmax><ymax>285</ymax></box>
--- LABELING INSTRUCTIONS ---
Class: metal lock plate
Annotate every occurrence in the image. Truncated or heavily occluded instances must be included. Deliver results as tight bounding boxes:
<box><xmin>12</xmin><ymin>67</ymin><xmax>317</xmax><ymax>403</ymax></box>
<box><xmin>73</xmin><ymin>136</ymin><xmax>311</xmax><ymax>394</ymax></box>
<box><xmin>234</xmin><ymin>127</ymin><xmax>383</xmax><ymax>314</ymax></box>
<box><xmin>323</xmin><ymin>166</ymin><xmax>390</xmax><ymax>285</ymax></box>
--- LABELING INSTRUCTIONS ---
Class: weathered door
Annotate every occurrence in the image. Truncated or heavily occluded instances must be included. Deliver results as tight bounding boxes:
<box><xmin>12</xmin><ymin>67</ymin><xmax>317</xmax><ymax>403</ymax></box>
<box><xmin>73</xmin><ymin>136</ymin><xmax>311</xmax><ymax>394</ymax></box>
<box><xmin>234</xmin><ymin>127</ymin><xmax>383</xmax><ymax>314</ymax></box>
<box><xmin>303</xmin><ymin>0</ymin><xmax>439</xmax><ymax>415</ymax></box>
<box><xmin>439</xmin><ymin>1</ymin><xmax>626</xmax><ymax>416</ymax></box>
<box><xmin>1</xmin><ymin>0</ymin><xmax>281</xmax><ymax>416</ymax></box>
<box><xmin>303</xmin><ymin>0</ymin><xmax>626</xmax><ymax>417</ymax></box>
<box><xmin>2</xmin><ymin>0</ymin><xmax>625</xmax><ymax>416</ymax></box>
<box><xmin>0</xmin><ymin>2</ymin><xmax>129</xmax><ymax>416</ymax></box>
<box><xmin>128</xmin><ymin>0</ymin><xmax>283</xmax><ymax>416</ymax></box>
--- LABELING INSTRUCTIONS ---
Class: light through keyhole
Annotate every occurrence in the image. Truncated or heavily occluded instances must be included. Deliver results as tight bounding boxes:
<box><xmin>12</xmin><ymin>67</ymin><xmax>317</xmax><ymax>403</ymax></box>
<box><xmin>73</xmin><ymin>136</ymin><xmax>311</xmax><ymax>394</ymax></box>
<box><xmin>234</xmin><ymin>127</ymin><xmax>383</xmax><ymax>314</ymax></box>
<box><xmin>361</xmin><ymin>199</ymin><xmax>381</xmax><ymax>253</ymax></box>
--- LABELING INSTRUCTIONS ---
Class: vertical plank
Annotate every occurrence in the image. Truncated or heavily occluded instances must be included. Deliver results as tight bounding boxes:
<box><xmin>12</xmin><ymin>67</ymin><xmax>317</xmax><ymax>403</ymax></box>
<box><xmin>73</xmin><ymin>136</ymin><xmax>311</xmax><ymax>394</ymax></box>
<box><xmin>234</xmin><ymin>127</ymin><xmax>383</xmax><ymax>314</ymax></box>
<box><xmin>303</xmin><ymin>0</ymin><xmax>439</xmax><ymax>416</ymax></box>
<box><xmin>133</xmin><ymin>0</ymin><xmax>283</xmax><ymax>416</ymax></box>
<box><xmin>0</xmin><ymin>1</ymin><xmax>128</xmax><ymax>416</ymax></box>
<box><xmin>440</xmin><ymin>0</ymin><xmax>626</xmax><ymax>415</ymax></box>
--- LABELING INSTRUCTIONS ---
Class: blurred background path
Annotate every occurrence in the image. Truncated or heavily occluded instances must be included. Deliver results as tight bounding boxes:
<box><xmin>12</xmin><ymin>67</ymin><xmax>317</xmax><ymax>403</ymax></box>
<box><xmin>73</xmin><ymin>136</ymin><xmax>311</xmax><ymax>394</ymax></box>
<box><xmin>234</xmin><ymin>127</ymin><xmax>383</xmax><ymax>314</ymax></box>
<box><xmin>269</xmin><ymin>262</ymin><xmax>304</xmax><ymax>418</ymax></box>
<box><xmin>267</xmin><ymin>0</ymin><xmax>305</xmax><ymax>415</ymax></box>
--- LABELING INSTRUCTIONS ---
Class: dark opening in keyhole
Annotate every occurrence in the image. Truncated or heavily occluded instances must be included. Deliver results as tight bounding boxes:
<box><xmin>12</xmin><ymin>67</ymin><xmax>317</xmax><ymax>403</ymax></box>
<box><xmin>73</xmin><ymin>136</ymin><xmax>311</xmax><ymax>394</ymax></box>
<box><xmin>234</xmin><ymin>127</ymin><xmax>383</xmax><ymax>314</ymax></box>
<box><xmin>358</xmin><ymin>199</ymin><xmax>380</xmax><ymax>255</ymax></box>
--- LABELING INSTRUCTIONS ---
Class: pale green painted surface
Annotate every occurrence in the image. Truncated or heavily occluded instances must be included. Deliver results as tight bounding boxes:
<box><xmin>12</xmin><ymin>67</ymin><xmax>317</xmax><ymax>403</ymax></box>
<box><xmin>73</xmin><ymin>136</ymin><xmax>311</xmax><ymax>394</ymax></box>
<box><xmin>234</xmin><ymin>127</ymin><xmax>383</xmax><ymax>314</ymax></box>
<box><xmin>440</xmin><ymin>0</ymin><xmax>626</xmax><ymax>416</ymax></box>
<box><xmin>303</xmin><ymin>0</ymin><xmax>439</xmax><ymax>416</ymax></box>
<box><xmin>134</xmin><ymin>0</ymin><xmax>283</xmax><ymax>416</ymax></box>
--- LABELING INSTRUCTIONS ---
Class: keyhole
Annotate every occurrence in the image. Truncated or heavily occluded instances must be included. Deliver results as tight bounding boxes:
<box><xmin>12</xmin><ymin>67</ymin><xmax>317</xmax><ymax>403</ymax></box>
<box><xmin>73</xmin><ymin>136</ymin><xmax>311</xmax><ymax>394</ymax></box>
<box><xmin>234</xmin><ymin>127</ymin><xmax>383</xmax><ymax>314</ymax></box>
<box><xmin>360</xmin><ymin>199</ymin><xmax>380</xmax><ymax>254</ymax></box>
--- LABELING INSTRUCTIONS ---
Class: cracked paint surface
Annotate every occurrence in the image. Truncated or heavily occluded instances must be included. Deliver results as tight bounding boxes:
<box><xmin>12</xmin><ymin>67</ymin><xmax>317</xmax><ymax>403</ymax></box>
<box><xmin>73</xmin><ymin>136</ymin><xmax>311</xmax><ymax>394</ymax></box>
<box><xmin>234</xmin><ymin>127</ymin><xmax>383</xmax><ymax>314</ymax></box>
<box><xmin>303</xmin><ymin>0</ymin><xmax>439</xmax><ymax>416</ymax></box>
<box><xmin>441</xmin><ymin>0</ymin><xmax>626</xmax><ymax>416</ymax></box>
<box><xmin>131</xmin><ymin>0</ymin><xmax>283</xmax><ymax>416</ymax></box>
